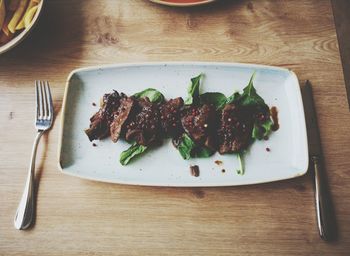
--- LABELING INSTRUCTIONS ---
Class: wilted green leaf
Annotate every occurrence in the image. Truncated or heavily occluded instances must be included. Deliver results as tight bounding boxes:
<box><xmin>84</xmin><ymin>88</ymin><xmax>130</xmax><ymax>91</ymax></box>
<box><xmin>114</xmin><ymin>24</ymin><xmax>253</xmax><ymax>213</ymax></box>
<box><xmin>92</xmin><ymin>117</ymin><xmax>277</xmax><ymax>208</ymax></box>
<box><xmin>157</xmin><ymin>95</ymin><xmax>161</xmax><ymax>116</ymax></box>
<box><xmin>133</xmin><ymin>88</ymin><xmax>165</xmax><ymax>103</ymax></box>
<box><xmin>120</xmin><ymin>143</ymin><xmax>147</xmax><ymax>165</ymax></box>
<box><xmin>184</xmin><ymin>74</ymin><xmax>203</xmax><ymax>105</ymax></box>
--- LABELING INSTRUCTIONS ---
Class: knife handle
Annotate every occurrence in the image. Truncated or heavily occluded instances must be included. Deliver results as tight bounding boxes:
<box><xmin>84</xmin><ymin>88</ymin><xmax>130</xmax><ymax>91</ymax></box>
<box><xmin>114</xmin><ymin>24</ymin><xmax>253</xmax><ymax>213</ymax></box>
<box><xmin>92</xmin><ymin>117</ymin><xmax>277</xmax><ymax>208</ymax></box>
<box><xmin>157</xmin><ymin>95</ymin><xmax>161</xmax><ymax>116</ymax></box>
<box><xmin>312</xmin><ymin>155</ymin><xmax>336</xmax><ymax>241</ymax></box>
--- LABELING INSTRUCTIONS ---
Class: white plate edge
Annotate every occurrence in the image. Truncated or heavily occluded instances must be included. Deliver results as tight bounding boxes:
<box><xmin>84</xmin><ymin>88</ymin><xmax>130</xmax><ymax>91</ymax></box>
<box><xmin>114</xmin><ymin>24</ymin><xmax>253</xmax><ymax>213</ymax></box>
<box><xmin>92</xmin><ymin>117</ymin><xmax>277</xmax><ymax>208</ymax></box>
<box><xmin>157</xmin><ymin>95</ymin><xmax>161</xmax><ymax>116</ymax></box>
<box><xmin>57</xmin><ymin>62</ymin><xmax>309</xmax><ymax>187</ymax></box>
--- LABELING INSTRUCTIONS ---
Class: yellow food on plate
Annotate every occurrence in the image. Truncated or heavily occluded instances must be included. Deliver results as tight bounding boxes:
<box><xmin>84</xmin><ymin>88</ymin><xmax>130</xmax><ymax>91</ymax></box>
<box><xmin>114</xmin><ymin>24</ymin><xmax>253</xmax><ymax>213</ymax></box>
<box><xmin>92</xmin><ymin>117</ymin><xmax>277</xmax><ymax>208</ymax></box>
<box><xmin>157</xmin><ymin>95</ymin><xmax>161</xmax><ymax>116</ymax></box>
<box><xmin>15</xmin><ymin>18</ymin><xmax>24</xmax><ymax>30</ymax></box>
<box><xmin>8</xmin><ymin>0</ymin><xmax>28</xmax><ymax>33</ymax></box>
<box><xmin>0</xmin><ymin>0</ymin><xmax>40</xmax><ymax>47</ymax></box>
<box><xmin>16</xmin><ymin>0</ymin><xmax>38</xmax><ymax>30</ymax></box>
<box><xmin>1</xmin><ymin>10</ymin><xmax>13</xmax><ymax>36</ymax></box>
<box><xmin>0</xmin><ymin>0</ymin><xmax>5</xmax><ymax>29</ymax></box>
<box><xmin>23</xmin><ymin>5</ymin><xmax>37</xmax><ymax>27</ymax></box>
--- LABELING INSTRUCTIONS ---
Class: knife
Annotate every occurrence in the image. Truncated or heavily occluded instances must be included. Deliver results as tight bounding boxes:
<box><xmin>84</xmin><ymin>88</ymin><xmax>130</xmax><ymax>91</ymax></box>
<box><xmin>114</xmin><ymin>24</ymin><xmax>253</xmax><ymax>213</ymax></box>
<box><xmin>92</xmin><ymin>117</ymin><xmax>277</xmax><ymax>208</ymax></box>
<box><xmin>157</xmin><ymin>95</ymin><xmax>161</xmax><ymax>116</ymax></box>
<box><xmin>302</xmin><ymin>81</ymin><xmax>337</xmax><ymax>241</ymax></box>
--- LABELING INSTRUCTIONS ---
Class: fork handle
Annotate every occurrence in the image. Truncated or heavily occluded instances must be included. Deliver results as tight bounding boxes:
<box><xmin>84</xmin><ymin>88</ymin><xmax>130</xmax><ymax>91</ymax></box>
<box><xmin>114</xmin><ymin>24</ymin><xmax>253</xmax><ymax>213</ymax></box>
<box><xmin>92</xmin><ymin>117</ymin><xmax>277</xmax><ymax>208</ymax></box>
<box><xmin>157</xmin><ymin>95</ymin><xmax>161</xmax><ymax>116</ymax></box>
<box><xmin>14</xmin><ymin>131</ymin><xmax>44</xmax><ymax>230</ymax></box>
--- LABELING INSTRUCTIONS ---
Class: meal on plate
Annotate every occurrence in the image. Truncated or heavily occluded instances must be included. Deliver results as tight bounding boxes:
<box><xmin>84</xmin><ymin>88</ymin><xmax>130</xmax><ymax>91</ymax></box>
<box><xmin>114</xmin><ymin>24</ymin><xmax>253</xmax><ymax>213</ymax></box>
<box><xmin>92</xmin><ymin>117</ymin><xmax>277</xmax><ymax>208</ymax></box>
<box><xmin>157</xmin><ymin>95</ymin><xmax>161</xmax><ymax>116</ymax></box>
<box><xmin>85</xmin><ymin>72</ymin><xmax>278</xmax><ymax>174</ymax></box>
<box><xmin>0</xmin><ymin>0</ymin><xmax>41</xmax><ymax>46</ymax></box>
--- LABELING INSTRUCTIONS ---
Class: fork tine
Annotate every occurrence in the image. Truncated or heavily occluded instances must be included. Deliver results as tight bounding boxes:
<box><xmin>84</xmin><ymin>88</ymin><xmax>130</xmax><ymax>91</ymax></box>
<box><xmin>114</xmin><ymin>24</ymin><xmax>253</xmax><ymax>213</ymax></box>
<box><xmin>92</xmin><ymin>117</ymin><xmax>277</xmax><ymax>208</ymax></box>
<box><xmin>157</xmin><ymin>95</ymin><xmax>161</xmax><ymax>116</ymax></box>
<box><xmin>45</xmin><ymin>81</ymin><xmax>53</xmax><ymax>120</ymax></box>
<box><xmin>35</xmin><ymin>81</ymin><xmax>40</xmax><ymax>119</ymax></box>
<box><xmin>36</xmin><ymin>81</ymin><xmax>44</xmax><ymax>119</ymax></box>
<box><xmin>41</xmin><ymin>81</ymin><xmax>48</xmax><ymax>119</ymax></box>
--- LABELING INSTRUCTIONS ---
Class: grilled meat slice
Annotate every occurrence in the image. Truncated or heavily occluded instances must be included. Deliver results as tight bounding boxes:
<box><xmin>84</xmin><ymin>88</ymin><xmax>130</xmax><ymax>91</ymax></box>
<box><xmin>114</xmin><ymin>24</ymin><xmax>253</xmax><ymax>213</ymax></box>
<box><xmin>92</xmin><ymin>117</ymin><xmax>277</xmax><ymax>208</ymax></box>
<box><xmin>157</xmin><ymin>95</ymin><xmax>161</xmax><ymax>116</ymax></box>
<box><xmin>110</xmin><ymin>97</ymin><xmax>135</xmax><ymax>143</ymax></box>
<box><xmin>103</xmin><ymin>91</ymin><xmax>124</xmax><ymax>125</ymax></box>
<box><xmin>204</xmin><ymin>135</ymin><xmax>216</xmax><ymax>151</ymax></box>
<box><xmin>159</xmin><ymin>97</ymin><xmax>184</xmax><ymax>137</ymax></box>
<box><xmin>218</xmin><ymin>103</ymin><xmax>254</xmax><ymax>154</ymax></box>
<box><xmin>181</xmin><ymin>104</ymin><xmax>217</xmax><ymax>148</ymax></box>
<box><xmin>85</xmin><ymin>110</ymin><xmax>109</xmax><ymax>141</ymax></box>
<box><xmin>125</xmin><ymin>98</ymin><xmax>162</xmax><ymax>146</ymax></box>
<box><xmin>85</xmin><ymin>91</ymin><xmax>121</xmax><ymax>141</ymax></box>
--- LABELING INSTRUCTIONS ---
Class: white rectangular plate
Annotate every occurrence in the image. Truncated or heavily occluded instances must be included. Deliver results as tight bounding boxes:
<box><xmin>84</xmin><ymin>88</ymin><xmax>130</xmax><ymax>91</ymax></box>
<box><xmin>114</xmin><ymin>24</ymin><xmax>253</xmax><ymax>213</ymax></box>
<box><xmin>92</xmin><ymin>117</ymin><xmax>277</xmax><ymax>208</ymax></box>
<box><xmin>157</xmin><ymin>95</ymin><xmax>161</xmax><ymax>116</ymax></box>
<box><xmin>58</xmin><ymin>62</ymin><xmax>308</xmax><ymax>187</ymax></box>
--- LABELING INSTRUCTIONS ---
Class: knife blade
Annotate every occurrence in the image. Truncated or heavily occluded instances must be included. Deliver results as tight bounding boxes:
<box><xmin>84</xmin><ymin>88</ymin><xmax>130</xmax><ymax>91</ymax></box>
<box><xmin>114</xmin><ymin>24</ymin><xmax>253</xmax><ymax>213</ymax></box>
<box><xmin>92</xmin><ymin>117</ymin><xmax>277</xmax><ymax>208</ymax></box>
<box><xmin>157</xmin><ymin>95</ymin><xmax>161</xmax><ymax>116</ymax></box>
<box><xmin>303</xmin><ymin>81</ymin><xmax>323</xmax><ymax>156</ymax></box>
<box><xmin>302</xmin><ymin>81</ymin><xmax>337</xmax><ymax>241</ymax></box>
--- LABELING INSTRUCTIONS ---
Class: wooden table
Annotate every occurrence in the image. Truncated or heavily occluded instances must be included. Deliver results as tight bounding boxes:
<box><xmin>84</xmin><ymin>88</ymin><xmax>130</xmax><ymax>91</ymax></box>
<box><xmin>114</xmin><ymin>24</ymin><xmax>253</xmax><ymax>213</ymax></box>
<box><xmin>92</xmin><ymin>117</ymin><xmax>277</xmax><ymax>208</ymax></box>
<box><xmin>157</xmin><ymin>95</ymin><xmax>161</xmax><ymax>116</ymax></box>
<box><xmin>332</xmin><ymin>0</ymin><xmax>350</xmax><ymax>106</ymax></box>
<box><xmin>1</xmin><ymin>0</ymin><xmax>349</xmax><ymax>255</ymax></box>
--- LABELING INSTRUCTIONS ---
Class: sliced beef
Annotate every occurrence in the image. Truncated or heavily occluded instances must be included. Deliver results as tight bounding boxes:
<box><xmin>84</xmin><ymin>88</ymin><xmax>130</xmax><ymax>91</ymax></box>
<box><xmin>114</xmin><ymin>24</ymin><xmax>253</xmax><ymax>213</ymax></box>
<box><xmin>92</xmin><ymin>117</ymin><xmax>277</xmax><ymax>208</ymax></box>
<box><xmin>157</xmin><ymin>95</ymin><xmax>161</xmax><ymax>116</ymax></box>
<box><xmin>181</xmin><ymin>104</ymin><xmax>217</xmax><ymax>149</ymax></box>
<box><xmin>159</xmin><ymin>97</ymin><xmax>184</xmax><ymax>137</ymax></box>
<box><xmin>110</xmin><ymin>97</ymin><xmax>135</xmax><ymax>142</ymax></box>
<box><xmin>85</xmin><ymin>89</ymin><xmax>273</xmax><ymax>157</ymax></box>
<box><xmin>125</xmin><ymin>98</ymin><xmax>162</xmax><ymax>146</ymax></box>
<box><xmin>204</xmin><ymin>135</ymin><xmax>216</xmax><ymax>151</ymax></box>
<box><xmin>102</xmin><ymin>91</ymin><xmax>123</xmax><ymax>125</ymax></box>
<box><xmin>85</xmin><ymin>110</ymin><xmax>109</xmax><ymax>141</ymax></box>
<box><xmin>218</xmin><ymin>103</ymin><xmax>254</xmax><ymax>154</ymax></box>
<box><xmin>85</xmin><ymin>91</ymin><xmax>121</xmax><ymax>141</ymax></box>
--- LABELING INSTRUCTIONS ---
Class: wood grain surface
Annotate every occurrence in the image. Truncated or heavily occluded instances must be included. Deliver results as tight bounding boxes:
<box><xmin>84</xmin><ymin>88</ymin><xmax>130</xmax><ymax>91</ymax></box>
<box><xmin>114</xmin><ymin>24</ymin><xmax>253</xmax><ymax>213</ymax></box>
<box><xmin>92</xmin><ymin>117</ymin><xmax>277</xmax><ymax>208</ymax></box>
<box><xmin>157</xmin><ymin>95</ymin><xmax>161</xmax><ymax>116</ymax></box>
<box><xmin>332</xmin><ymin>0</ymin><xmax>350</xmax><ymax>107</ymax></box>
<box><xmin>0</xmin><ymin>0</ymin><xmax>349</xmax><ymax>255</ymax></box>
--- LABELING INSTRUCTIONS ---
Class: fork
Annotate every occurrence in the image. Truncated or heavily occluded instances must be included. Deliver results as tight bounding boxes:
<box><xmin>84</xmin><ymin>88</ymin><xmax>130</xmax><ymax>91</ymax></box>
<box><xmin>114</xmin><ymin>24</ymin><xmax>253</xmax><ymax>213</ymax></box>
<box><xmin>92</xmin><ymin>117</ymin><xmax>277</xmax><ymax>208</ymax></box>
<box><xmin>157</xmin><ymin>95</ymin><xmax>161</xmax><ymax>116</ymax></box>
<box><xmin>14</xmin><ymin>81</ymin><xmax>54</xmax><ymax>230</ymax></box>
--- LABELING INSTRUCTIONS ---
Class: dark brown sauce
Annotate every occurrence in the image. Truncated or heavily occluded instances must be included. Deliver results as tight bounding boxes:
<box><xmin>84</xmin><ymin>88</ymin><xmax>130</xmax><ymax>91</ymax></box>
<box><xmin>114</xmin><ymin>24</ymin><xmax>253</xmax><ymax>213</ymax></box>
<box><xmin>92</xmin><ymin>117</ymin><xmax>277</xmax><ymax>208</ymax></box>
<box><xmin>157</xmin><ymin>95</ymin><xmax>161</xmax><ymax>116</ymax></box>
<box><xmin>190</xmin><ymin>165</ymin><xmax>200</xmax><ymax>177</ymax></box>
<box><xmin>214</xmin><ymin>160</ymin><xmax>223</xmax><ymax>166</ymax></box>
<box><xmin>270</xmin><ymin>106</ymin><xmax>279</xmax><ymax>131</ymax></box>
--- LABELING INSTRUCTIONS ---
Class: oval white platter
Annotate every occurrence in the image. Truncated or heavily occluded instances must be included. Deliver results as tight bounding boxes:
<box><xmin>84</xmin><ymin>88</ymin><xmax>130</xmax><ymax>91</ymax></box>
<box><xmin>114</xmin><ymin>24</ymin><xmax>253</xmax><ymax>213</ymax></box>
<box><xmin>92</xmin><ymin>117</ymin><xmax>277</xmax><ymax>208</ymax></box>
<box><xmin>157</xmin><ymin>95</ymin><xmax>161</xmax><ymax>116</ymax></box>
<box><xmin>58</xmin><ymin>62</ymin><xmax>308</xmax><ymax>187</ymax></box>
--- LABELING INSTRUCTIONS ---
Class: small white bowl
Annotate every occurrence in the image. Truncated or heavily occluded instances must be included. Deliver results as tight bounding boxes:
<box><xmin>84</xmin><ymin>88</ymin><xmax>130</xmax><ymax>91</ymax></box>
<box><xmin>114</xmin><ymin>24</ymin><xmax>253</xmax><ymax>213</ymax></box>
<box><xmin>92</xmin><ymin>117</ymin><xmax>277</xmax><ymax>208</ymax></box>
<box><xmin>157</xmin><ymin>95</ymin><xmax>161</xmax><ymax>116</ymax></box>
<box><xmin>0</xmin><ymin>0</ymin><xmax>44</xmax><ymax>55</ymax></box>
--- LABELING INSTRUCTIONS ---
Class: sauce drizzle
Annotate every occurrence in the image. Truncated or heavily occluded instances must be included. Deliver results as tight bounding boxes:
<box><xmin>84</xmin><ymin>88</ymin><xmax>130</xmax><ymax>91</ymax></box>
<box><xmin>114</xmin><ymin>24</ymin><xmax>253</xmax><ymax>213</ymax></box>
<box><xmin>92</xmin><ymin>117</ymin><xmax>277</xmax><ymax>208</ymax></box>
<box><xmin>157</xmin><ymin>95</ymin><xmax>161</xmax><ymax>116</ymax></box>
<box><xmin>190</xmin><ymin>165</ymin><xmax>200</xmax><ymax>177</ymax></box>
<box><xmin>214</xmin><ymin>160</ymin><xmax>223</xmax><ymax>165</ymax></box>
<box><xmin>270</xmin><ymin>106</ymin><xmax>279</xmax><ymax>131</ymax></box>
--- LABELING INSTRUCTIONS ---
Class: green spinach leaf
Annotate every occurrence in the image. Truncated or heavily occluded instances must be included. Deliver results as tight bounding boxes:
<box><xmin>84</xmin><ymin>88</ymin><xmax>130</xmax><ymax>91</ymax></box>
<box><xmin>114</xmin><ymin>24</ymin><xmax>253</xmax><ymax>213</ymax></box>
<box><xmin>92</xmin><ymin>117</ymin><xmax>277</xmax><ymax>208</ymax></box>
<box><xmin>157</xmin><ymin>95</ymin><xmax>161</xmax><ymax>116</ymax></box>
<box><xmin>133</xmin><ymin>88</ymin><xmax>165</xmax><ymax>103</ymax></box>
<box><xmin>177</xmin><ymin>133</ymin><xmax>215</xmax><ymax>159</ymax></box>
<box><xmin>240</xmin><ymin>72</ymin><xmax>265</xmax><ymax>107</ymax></box>
<box><xmin>200</xmin><ymin>92</ymin><xmax>227</xmax><ymax>110</ymax></box>
<box><xmin>192</xmin><ymin>146</ymin><xmax>215</xmax><ymax>158</ymax></box>
<box><xmin>238</xmin><ymin>72</ymin><xmax>274</xmax><ymax>141</ymax></box>
<box><xmin>184</xmin><ymin>74</ymin><xmax>203</xmax><ymax>105</ymax></box>
<box><xmin>223</xmin><ymin>91</ymin><xmax>241</xmax><ymax>107</ymax></box>
<box><xmin>178</xmin><ymin>133</ymin><xmax>195</xmax><ymax>160</ymax></box>
<box><xmin>120</xmin><ymin>143</ymin><xmax>148</xmax><ymax>165</ymax></box>
<box><xmin>252</xmin><ymin>119</ymin><xmax>273</xmax><ymax>140</ymax></box>
<box><xmin>236</xmin><ymin>152</ymin><xmax>245</xmax><ymax>175</ymax></box>
<box><xmin>200</xmin><ymin>91</ymin><xmax>241</xmax><ymax>110</ymax></box>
